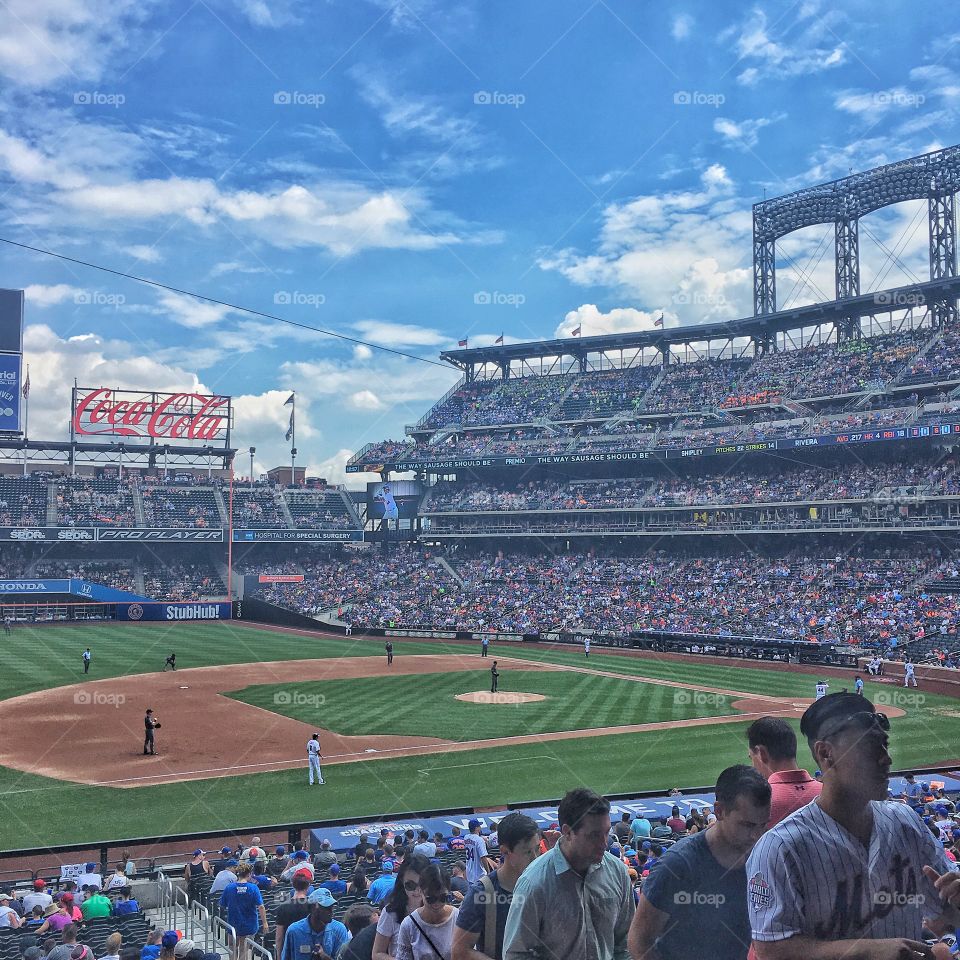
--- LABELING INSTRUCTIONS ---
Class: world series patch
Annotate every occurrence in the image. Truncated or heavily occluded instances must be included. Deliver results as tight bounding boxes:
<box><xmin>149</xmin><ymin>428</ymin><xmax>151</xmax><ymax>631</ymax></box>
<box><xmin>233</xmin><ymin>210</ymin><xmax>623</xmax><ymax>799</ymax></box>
<box><xmin>749</xmin><ymin>872</ymin><xmax>772</xmax><ymax>908</ymax></box>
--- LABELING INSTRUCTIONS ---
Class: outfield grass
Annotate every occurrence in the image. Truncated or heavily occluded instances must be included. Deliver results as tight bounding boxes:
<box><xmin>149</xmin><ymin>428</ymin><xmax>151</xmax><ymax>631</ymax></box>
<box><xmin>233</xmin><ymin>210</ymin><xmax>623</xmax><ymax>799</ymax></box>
<box><xmin>226</xmin><ymin>670</ymin><xmax>734</xmax><ymax>740</ymax></box>
<box><xmin>1</xmin><ymin>622</ymin><xmax>958</xmax><ymax>848</ymax></box>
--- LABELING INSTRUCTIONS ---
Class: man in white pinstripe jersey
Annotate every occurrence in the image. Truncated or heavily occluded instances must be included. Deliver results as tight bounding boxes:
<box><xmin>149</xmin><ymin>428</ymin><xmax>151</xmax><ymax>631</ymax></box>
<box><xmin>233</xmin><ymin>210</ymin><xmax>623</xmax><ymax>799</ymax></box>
<box><xmin>746</xmin><ymin>692</ymin><xmax>960</xmax><ymax>960</ymax></box>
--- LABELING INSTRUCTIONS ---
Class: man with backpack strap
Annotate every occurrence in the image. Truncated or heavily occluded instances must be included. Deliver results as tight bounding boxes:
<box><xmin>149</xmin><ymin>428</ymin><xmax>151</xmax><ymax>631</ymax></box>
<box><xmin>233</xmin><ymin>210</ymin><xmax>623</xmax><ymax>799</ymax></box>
<box><xmin>452</xmin><ymin>813</ymin><xmax>540</xmax><ymax>960</ymax></box>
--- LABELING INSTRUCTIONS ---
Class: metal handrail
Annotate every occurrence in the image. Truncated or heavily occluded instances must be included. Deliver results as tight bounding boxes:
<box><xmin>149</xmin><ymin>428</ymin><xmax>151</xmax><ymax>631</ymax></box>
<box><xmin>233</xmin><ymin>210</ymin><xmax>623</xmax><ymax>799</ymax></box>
<box><xmin>190</xmin><ymin>901</ymin><xmax>213</xmax><ymax>954</ymax></box>
<box><xmin>245</xmin><ymin>936</ymin><xmax>273</xmax><ymax>960</ymax></box>
<box><xmin>212</xmin><ymin>915</ymin><xmax>237</xmax><ymax>960</ymax></box>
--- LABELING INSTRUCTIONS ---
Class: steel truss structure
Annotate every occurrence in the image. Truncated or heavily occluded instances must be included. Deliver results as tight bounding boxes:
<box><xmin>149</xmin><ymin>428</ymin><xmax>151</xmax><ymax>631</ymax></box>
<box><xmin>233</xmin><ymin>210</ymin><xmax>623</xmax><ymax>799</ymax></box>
<box><xmin>753</xmin><ymin>144</ymin><xmax>960</xmax><ymax>323</ymax></box>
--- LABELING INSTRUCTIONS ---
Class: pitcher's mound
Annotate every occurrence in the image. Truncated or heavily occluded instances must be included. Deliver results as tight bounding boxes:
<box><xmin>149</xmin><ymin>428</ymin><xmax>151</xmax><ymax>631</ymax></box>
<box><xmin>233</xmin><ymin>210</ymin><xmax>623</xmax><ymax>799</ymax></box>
<box><xmin>456</xmin><ymin>691</ymin><xmax>546</xmax><ymax>705</ymax></box>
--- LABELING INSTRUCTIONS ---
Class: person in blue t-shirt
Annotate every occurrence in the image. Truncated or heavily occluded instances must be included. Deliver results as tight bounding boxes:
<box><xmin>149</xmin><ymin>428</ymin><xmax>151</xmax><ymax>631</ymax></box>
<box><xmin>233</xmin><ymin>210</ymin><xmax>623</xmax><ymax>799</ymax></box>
<box><xmin>367</xmin><ymin>862</ymin><xmax>397</xmax><ymax>905</ymax></box>
<box><xmin>629</xmin><ymin>765</ymin><xmax>771</xmax><ymax>960</ymax></box>
<box><xmin>112</xmin><ymin>889</ymin><xmax>140</xmax><ymax>915</ymax></box>
<box><xmin>219</xmin><ymin>864</ymin><xmax>267</xmax><ymax>937</ymax></box>
<box><xmin>250</xmin><ymin>861</ymin><xmax>276</xmax><ymax>892</ymax></box>
<box><xmin>318</xmin><ymin>864</ymin><xmax>347</xmax><ymax>897</ymax></box>
<box><xmin>453</xmin><ymin>812</ymin><xmax>540</xmax><ymax>960</ymax></box>
<box><xmin>280</xmin><ymin>890</ymin><xmax>348</xmax><ymax>960</ymax></box>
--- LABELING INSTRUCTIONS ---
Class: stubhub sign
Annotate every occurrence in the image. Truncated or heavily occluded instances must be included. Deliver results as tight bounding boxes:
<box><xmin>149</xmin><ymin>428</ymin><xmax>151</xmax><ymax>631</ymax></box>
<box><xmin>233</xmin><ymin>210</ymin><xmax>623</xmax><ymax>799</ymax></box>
<box><xmin>117</xmin><ymin>602</ymin><xmax>231</xmax><ymax>622</ymax></box>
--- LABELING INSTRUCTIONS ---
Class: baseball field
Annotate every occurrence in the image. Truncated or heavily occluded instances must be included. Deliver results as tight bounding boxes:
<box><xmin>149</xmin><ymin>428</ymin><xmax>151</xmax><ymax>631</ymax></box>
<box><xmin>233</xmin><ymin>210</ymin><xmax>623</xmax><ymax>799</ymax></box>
<box><xmin>1</xmin><ymin>620</ymin><xmax>959</xmax><ymax>849</ymax></box>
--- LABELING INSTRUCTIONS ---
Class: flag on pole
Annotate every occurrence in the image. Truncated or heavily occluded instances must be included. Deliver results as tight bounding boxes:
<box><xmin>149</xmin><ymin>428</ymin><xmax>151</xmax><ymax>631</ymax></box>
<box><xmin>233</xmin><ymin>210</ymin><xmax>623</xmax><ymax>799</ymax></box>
<box><xmin>458</xmin><ymin>338</ymin><xmax>468</xmax><ymax>347</ymax></box>
<box><xmin>285</xmin><ymin>407</ymin><xmax>294</xmax><ymax>442</ymax></box>
<box><xmin>654</xmin><ymin>314</ymin><xmax>664</xmax><ymax>327</ymax></box>
<box><xmin>494</xmin><ymin>333</ymin><xmax>504</xmax><ymax>345</ymax></box>
<box><xmin>571</xmin><ymin>325</ymin><xmax>581</xmax><ymax>337</ymax></box>
<box><xmin>284</xmin><ymin>393</ymin><xmax>295</xmax><ymax>442</ymax></box>
<box><xmin>21</xmin><ymin>367</ymin><xmax>30</xmax><ymax>399</ymax></box>
<box><xmin>284</xmin><ymin>393</ymin><xmax>295</xmax><ymax>405</ymax></box>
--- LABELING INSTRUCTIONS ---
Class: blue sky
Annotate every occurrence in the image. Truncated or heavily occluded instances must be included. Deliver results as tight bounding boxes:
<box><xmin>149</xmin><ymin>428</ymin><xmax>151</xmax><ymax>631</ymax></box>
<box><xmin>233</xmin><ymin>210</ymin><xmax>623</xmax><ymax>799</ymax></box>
<box><xmin>0</xmin><ymin>0</ymin><xmax>957</xmax><ymax>483</ymax></box>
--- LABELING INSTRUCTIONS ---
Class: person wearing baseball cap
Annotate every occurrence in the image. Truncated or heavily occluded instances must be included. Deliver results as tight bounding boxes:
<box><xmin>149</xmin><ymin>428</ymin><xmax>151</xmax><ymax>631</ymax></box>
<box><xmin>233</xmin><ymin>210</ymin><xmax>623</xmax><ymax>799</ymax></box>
<box><xmin>22</xmin><ymin>879</ymin><xmax>52</xmax><ymax>915</ymax></box>
<box><xmin>464</xmin><ymin>819</ymin><xmax>493</xmax><ymax>886</ymax></box>
<box><xmin>280</xmin><ymin>889</ymin><xmax>349</xmax><ymax>960</ymax></box>
<box><xmin>183</xmin><ymin>850</ymin><xmax>210</xmax><ymax>887</ymax></box>
<box><xmin>318</xmin><ymin>864</ymin><xmax>347</xmax><ymax>897</ymax></box>
<box><xmin>747</xmin><ymin>692</ymin><xmax>960</xmax><ymax>958</ymax></box>
<box><xmin>267</xmin><ymin>846</ymin><xmax>289</xmax><ymax>879</ymax></box>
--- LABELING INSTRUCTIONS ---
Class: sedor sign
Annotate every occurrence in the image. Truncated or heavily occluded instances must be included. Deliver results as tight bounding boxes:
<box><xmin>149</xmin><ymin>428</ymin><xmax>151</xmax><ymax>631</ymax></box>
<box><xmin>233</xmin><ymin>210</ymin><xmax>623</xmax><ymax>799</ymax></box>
<box><xmin>72</xmin><ymin>388</ymin><xmax>231</xmax><ymax>443</ymax></box>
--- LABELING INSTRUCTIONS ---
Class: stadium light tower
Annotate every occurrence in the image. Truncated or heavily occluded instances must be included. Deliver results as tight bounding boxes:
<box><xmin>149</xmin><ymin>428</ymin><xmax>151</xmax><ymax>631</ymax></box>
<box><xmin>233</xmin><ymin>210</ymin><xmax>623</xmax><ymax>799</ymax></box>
<box><xmin>249</xmin><ymin>446</ymin><xmax>256</xmax><ymax>489</ymax></box>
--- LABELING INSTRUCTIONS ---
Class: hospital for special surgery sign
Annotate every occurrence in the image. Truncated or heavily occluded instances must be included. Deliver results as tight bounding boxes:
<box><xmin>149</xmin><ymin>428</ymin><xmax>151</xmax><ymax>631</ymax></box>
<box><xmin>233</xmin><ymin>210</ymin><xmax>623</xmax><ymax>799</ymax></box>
<box><xmin>71</xmin><ymin>388</ymin><xmax>231</xmax><ymax>442</ymax></box>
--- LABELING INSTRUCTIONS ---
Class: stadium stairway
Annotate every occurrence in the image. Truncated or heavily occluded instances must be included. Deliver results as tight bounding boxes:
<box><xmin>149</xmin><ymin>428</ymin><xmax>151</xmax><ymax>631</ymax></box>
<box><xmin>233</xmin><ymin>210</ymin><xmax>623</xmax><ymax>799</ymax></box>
<box><xmin>636</xmin><ymin>367</ymin><xmax>667</xmax><ymax>411</ymax></box>
<box><xmin>132</xmin><ymin>482</ymin><xmax>147</xmax><ymax>526</ymax></box>
<box><xmin>337</xmin><ymin>489</ymin><xmax>364</xmax><ymax>527</ymax></box>
<box><xmin>211</xmin><ymin>486</ymin><xmax>228</xmax><ymax>524</ymax></box>
<box><xmin>277</xmin><ymin>492</ymin><xmax>295</xmax><ymax>528</ymax></box>
<box><xmin>437</xmin><ymin>555</ymin><xmax>466</xmax><ymax>587</ymax></box>
<box><xmin>46</xmin><ymin>481</ymin><xmax>57</xmax><ymax>525</ymax></box>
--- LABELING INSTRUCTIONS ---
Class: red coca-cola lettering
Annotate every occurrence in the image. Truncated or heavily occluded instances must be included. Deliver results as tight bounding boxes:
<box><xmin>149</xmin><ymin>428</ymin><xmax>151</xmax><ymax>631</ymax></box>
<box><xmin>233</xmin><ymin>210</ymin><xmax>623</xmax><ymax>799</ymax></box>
<box><xmin>72</xmin><ymin>388</ymin><xmax>229</xmax><ymax>441</ymax></box>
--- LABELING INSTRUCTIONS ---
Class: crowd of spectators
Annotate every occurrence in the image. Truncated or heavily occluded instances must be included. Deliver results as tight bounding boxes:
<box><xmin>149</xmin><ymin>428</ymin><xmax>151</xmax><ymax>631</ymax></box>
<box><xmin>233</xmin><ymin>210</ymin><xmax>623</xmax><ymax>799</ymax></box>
<box><xmin>0</xmin><ymin>477</ymin><xmax>46</xmax><ymax>527</ymax></box>
<box><xmin>901</xmin><ymin>326</ymin><xmax>960</xmax><ymax>386</ymax></box>
<box><xmin>231</xmin><ymin>491</ymin><xmax>285</xmax><ymax>528</ymax></box>
<box><xmin>253</xmin><ymin>545</ymin><xmax>960</xmax><ymax>653</ymax></box>
<box><xmin>141</xmin><ymin>487</ymin><xmax>222</xmax><ymax>528</ymax></box>
<box><xmin>55</xmin><ymin>478</ymin><xmax>136</xmax><ymax>528</ymax></box>
<box><xmin>422</xmin><ymin>457</ymin><xmax>960</xmax><ymax>514</ymax></box>
<box><xmin>33</xmin><ymin>561</ymin><xmax>136</xmax><ymax>592</ymax></box>
<box><xmin>285</xmin><ymin>492</ymin><xmax>358</xmax><ymax>530</ymax></box>
<box><xmin>141</xmin><ymin>561</ymin><xmax>225</xmax><ymax>601</ymax></box>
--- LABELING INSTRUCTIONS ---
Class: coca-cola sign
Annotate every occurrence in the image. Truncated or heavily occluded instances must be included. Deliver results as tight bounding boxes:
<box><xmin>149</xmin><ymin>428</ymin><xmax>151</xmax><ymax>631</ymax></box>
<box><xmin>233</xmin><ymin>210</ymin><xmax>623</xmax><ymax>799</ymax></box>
<box><xmin>72</xmin><ymin>388</ymin><xmax>231</xmax><ymax>442</ymax></box>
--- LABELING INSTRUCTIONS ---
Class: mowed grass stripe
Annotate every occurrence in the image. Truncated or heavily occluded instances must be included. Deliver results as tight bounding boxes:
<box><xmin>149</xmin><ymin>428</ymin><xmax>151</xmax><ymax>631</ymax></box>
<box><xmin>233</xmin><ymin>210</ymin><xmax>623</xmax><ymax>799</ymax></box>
<box><xmin>226</xmin><ymin>670</ymin><xmax>734</xmax><ymax>741</ymax></box>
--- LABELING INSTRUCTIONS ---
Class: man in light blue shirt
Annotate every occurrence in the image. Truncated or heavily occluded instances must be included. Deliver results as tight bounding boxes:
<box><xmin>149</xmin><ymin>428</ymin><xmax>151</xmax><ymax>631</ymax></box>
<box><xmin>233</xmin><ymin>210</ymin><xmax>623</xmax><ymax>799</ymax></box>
<box><xmin>280</xmin><ymin>890</ymin><xmax>349</xmax><ymax>960</ymax></box>
<box><xmin>503</xmin><ymin>787</ymin><xmax>634</xmax><ymax>960</ymax></box>
<box><xmin>629</xmin><ymin>813</ymin><xmax>651</xmax><ymax>843</ymax></box>
<box><xmin>367</xmin><ymin>862</ymin><xmax>397</xmax><ymax>905</ymax></box>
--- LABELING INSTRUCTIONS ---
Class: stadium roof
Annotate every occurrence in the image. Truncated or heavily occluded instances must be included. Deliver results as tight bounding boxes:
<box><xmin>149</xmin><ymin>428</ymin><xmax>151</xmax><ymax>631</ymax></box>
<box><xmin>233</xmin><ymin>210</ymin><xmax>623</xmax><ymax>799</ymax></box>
<box><xmin>440</xmin><ymin>277</ymin><xmax>960</xmax><ymax>369</ymax></box>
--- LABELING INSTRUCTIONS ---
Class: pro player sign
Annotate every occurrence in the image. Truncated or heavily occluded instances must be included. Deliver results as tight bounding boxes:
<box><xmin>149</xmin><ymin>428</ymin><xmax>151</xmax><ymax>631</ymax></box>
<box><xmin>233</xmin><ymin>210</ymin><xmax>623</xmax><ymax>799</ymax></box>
<box><xmin>71</xmin><ymin>387</ymin><xmax>232</xmax><ymax>444</ymax></box>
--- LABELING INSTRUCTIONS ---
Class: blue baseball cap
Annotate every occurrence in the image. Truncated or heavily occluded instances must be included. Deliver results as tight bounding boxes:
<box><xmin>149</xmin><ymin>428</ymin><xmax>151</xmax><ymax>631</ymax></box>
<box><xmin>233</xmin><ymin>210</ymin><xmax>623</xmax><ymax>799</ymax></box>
<box><xmin>328</xmin><ymin>865</ymin><xmax>339</xmax><ymax>875</ymax></box>
<box><xmin>609</xmin><ymin>844</ymin><xmax>622</xmax><ymax>856</ymax></box>
<box><xmin>468</xmin><ymin>819</ymin><xmax>482</xmax><ymax>831</ymax></box>
<box><xmin>161</xmin><ymin>933</ymin><xmax>180</xmax><ymax>950</ymax></box>
<box><xmin>220</xmin><ymin>846</ymin><xmax>231</xmax><ymax>854</ymax></box>
<box><xmin>275</xmin><ymin>846</ymin><xmax>286</xmax><ymax>854</ymax></box>
<box><xmin>226</xmin><ymin>859</ymin><xmax>238</xmax><ymax>867</ymax></box>
<box><xmin>307</xmin><ymin>889</ymin><xmax>336</xmax><ymax>907</ymax></box>
<box><xmin>294</xmin><ymin>850</ymin><xmax>309</xmax><ymax>860</ymax></box>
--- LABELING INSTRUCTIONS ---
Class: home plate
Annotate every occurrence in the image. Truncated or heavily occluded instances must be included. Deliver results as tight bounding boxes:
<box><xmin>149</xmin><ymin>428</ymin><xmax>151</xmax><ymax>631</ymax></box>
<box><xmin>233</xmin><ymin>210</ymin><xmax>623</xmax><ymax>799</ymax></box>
<box><xmin>179</xmin><ymin>686</ymin><xmax>190</xmax><ymax>690</ymax></box>
<box><xmin>456</xmin><ymin>691</ymin><xmax>546</xmax><ymax>704</ymax></box>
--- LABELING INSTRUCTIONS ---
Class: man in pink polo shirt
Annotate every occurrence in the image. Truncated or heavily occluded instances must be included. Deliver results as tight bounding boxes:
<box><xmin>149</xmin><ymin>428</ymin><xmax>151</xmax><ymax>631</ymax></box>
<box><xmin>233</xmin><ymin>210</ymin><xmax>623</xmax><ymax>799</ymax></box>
<box><xmin>746</xmin><ymin>716</ymin><xmax>821</xmax><ymax>829</ymax></box>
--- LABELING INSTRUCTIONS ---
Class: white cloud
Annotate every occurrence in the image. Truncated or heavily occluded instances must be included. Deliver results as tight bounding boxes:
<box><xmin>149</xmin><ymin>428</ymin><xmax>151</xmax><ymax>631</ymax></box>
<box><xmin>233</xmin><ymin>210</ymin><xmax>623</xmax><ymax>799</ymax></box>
<box><xmin>23</xmin><ymin>284</ymin><xmax>83</xmax><ymax>307</ymax></box>
<box><xmin>0</xmin><ymin>0</ymin><xmax>155</xmax><ymax>88</ymax></box>
<box><xmin>307</xmin><ymin>448</ymin><xmax>361</xmax><ymax>488</ymax></box>
<box><xmin>555</xmin><ymin>305</ymin><xmax>676</xmax><ymax>338</ymax></box>
<box><xmin>539</xmin><ymin>164</ymin><xmax>753</xmax><ymax>323</ymax></box>
<box><xmin>353</xmin><ymin>344</ymin><xmax>373</xmax><ymax>361</ymax></box>
<box><xmin>352</xmin><ymin>319</ymin><xmax>447</xmax><ymax>347</ymax></box>
<box><xmin>348</xmin><ymin>389</ymin><xmax>384</xmax><ymax>410</ymax></box>
<box><xmin>713</xmin><ymin>114</ymin><xmax>783</xmax><ymax>150</ymax></box>
<box><xmin>671</xmin><ymin>13</ymin><xmax>693</xmax><ymax>40</ymax></box>
<box><xmin>724</xmin><ymin>7</ymin><xmax>846</xmax><ymax>86</ymax></box>
<box><xmin>123</xmin><ymin>245</ymin><xmax>162</xmax><ymax>263</ymax></box>
<box><xmin>157</xmin><ymin>291</ymin><xmax>237</xmax><ymax>329</ymax></box>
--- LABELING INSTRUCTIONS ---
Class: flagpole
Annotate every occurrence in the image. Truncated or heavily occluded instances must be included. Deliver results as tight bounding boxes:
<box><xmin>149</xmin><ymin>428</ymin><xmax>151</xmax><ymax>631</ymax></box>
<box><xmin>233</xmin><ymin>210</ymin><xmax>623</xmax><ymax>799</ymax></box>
<box><xmin>290</xmin><ymin>393</ymin><xmax>296</xmax><ymax>486</ymax></box>
<box><xmin>22</xmin><ymin>362</ymin><xmax>29</xmax><ymax>477</ymax></box>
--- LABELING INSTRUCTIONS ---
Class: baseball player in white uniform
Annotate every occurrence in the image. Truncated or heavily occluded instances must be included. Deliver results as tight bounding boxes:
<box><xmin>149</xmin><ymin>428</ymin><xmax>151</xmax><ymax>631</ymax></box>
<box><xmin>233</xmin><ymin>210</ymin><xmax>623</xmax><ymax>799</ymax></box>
<box><xmin>307</xmin><ymin>733</ymin><xmax>324</xmax><ymax>785</ymax></box>
<box><xmin>584</xmin><ymin>637</ymin><xmax>591</xmax><ymax>658</ymax></box>
<box><xmin>814</xmin><ymin>680</ymin><xmax>828</xmax><ymax>700</ymax></box>
<box><xmin>904</xmin><ymin>661</ymin><xmax>918</xmax><ymax>688</ymax></box>
<box><xmin>747</xmin><ymin>693</ymin><xmax>960</xmax><ymax>959</ymax></box>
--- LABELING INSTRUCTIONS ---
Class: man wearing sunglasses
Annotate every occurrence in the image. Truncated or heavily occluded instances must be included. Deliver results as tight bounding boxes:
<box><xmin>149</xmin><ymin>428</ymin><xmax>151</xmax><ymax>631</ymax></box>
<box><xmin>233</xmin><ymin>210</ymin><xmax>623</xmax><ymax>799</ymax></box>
<box><xmin>747</xmin><ymin>692</ymin><xmax>960</xmax><ymax>960</ymax></box>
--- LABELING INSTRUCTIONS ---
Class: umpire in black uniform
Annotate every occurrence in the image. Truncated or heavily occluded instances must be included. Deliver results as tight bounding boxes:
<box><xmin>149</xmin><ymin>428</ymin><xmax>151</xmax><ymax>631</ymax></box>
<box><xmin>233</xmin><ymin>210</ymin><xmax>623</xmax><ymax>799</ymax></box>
<box><xmin>143</xmin><ymin>709</ymin><xmax>160</xmax><ymax>755</ymax></box>
<box><xmin>490</xmin><ymin>661</ymin><xmax>499</xmax><ymax>694</ymax></box>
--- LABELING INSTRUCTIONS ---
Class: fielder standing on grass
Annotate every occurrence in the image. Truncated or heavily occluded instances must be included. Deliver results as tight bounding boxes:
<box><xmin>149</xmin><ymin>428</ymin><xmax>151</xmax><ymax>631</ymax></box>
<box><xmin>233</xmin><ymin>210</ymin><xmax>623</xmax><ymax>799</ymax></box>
<box><xmin>82</xmin><ymin>648</ymin><xmax>91</xmax><ymax>674</ymax></box>
<box><xmin>308</xmin><ymin>734</ymin><xmax>324</xmax><ymax>785</ymax></box>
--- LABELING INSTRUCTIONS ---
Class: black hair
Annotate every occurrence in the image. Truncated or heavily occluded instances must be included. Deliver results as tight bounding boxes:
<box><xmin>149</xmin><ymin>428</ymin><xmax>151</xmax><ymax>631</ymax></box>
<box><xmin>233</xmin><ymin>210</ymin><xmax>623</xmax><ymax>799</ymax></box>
<box><xmin>343</xmin><ymin>903</ymin><xmax>375</xmax><ymax>936</ymax></box>
<box><xmin>383</xmin><ymin>853</ymin><xmax>431</xmax><ymax>922</ymax></box>
<box><xmin>714</xmin><ymin>764</ymin><xmax>772</xmax><ymax>808</ymax></box>
<box><xmin>558</xmin><ymin>787</ymin><xmax>610</xmax><ymax>831</ymax></box>
<box><xmin>417</xmin><ymin>864</ymin><xmax>450</xmax><ymax>900</ymax></box>
<box><xmin>746</xmin><ymin>716</ymin><xmax>798</xmax><ymax>761</ymax></box>
<box><xmin>496</xmin><ymin>812</ymin><xmax>539</xmax><ymax>851</ymax></box>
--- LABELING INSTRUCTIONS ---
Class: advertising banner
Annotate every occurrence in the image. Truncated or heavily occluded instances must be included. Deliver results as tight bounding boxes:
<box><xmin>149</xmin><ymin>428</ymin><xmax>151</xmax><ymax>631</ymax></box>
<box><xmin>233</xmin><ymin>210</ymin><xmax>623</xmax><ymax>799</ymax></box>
<box><xmin>72</xmin><ymin>388</ymin><xmax>232</xmax><ymax>443</ymax></box>
<box><xmin>116</xmin><ymin>602</ymin><xmax>231</xmax><ymax>622</ymax></box>
<box><xmin>346</xmin><ymin>422</ymin><xmax>960</xmax><ymax>473</ymax></box>
<box><xmin>0</xmin><ymin>527</ymin><xmax>223</xmax><ymax>543</ymax></box>
<box><xmin>0</xmin><ymin>352</ymin><xmax>21</xmax><ymax>433</ymax></box>
<box><xmin>0</xmin><ymin>288</ymin><xmax>24</xmax><ymax>354</ymax></box>
<box><xmin>233</xmin><ymin>529</ymin><xmax>363</xmax><ymax>543</ymax></box>
<box><xmin>258</xmin><ymin>574</ymin><xmax>305</xmax><ymax>583</ymax></box>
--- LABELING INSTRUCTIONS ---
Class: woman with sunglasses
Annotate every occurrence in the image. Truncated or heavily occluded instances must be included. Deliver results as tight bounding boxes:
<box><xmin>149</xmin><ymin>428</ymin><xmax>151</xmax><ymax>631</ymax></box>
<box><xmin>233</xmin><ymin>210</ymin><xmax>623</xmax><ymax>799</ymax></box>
<box><xmin>373</xmin><ymin>853</ymin><xmax>431</xmax><ymax>960</ymax></box>
<box><xmin>395</xmin><ymin>865</ymin><xmax>458</xmax><ymax>960</ymax></box>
